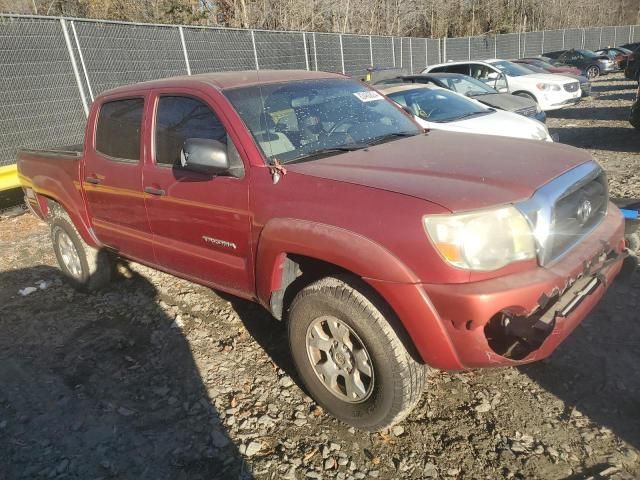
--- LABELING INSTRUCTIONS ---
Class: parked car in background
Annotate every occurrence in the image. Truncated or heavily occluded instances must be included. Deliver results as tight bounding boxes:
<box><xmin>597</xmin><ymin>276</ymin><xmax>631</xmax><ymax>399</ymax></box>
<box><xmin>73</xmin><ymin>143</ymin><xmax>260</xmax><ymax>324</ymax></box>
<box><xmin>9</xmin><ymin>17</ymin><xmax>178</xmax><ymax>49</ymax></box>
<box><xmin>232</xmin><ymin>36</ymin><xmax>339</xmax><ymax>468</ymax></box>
<box><xmin>630</xmin><ymin>83</ymin><xmax>640</xmax><ymax>130</ymax></box>
<box><xmin>18</xmin><ymin>70</ymin><xmax>626</xmax><ymax>430</ymax></box>
<box><xmin>543</xmin><ymin>49</ymin><xmax>616</xmax><ymax>78</ymax></box>
<box><xmin>594</xmin><ymin>47</ymin><xmax>634</xmax><ymax>69</ymax></box>
<box><xmin>373</xmin><ymin>72</ymin><xmax>546</xmax><ymax>122</ymax></box>
<box><xmin>514</xmin><ymin>61</ymin><xmax>592</xmax><ymax>97</ymax></box>
<box><xmin>619</xmin><ymin>42</ymin><xmax>640</xmax><ymax>52</ymax></box>
<box><xmin>625</xmin><ymin>53</ymin><xmax>640</xmax><ymax>81</ymax></box>
<box><xmin>424</xmin><ymin>60</ymin><xmax>581</xmax><ymax>111</ymax></box>
<box><xmin>378</xmin><ymin>83</ymin><xmax>552</xmax><ymax>141</ymax></box>
<box><xmin>517</xmin><ymin>57</ymin><xmax>582</xmax><ymax>76</ymax></box>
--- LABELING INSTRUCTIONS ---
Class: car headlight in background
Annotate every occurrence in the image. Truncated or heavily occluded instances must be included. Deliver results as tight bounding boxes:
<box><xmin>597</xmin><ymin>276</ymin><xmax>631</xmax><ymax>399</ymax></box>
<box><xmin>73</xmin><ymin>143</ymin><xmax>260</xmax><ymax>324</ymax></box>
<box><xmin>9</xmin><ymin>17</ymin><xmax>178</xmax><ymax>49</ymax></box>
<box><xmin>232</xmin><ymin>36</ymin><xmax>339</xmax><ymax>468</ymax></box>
<box><xmin>536</xmin><ymin>83</ymin><xmax>561</xmax><ymax>91</ymax></box>
<box><xmin>423</xmin><ymin>206</ymin><xmax>536</xmax><ymax>271</ymax></box>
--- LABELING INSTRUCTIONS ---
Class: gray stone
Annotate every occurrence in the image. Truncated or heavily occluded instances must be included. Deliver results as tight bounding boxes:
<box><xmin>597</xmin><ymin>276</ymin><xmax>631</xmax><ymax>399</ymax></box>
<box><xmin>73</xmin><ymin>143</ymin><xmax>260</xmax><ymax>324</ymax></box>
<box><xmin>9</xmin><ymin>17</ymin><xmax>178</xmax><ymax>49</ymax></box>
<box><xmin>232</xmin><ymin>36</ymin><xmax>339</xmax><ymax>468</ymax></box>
<box><xmin>423</xmin><ymin>462</ymin><xmax>438</xmax><ymax>478</ymax></box>
<box><xmin>245</xmin><ymin>441</ymin><xmax>262</xmax><ymax>457</ymax></box>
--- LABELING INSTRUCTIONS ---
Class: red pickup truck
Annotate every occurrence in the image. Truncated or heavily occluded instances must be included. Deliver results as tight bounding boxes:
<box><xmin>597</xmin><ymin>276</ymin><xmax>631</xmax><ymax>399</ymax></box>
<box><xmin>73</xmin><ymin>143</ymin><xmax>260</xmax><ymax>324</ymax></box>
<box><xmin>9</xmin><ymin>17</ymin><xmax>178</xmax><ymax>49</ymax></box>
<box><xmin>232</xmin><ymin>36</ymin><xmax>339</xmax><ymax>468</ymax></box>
<box><xmin>18</xmin><ymin>70</ymin><xmax>625</xmax><ymax>430</ymax></box>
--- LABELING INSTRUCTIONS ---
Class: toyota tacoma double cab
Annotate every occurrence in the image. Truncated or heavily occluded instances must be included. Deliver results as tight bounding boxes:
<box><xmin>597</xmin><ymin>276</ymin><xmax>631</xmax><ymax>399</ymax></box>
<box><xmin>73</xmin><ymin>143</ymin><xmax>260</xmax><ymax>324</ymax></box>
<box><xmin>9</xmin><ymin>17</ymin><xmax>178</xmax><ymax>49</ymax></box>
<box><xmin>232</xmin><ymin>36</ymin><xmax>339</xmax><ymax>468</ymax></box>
<box><xmin>18</xmin><ymin>70</ymin><xmax>625</xmax><ymax>430</ymax></box>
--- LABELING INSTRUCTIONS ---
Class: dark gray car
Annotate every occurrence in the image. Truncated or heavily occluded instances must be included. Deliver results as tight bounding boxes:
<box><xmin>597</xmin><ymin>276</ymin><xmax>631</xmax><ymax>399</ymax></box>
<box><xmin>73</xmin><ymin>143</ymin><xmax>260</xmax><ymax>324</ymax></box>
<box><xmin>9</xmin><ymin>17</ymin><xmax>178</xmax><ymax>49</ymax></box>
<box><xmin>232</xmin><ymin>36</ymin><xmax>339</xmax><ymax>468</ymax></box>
<box><xmin>374</xmin><ymin>72</ymin><xmax>546</xmax><ymax>123</ymax></box>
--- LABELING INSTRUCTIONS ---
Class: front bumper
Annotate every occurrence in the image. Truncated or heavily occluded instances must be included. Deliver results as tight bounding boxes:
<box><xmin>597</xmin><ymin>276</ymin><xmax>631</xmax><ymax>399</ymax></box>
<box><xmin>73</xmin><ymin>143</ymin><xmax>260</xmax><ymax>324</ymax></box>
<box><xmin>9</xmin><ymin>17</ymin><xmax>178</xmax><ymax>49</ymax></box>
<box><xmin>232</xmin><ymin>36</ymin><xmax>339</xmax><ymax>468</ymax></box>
<box><xmin>533</xmin><ymin>110</ymin><xmax>547</xmax><ymax>123</ymax></box>
<box><xmin>368</xmin><ymin>206</ymin><xmax>625</xmax><ymax>371</ymax></box>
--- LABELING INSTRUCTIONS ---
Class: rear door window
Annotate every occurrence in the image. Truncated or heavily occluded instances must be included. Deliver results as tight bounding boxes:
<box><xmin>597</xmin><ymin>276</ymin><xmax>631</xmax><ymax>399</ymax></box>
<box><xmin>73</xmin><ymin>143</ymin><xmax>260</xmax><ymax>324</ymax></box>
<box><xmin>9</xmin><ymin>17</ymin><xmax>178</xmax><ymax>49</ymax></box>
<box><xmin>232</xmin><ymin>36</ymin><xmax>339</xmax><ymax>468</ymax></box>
<box><xmin>434</xmin><ymin>64</ymin><xmax>470</xmax><ymax>75</ymax></box>
<box><xmin>95</xmin><ymin>98</ymin><xmax>144</xmax><ymax>161</ymax></box>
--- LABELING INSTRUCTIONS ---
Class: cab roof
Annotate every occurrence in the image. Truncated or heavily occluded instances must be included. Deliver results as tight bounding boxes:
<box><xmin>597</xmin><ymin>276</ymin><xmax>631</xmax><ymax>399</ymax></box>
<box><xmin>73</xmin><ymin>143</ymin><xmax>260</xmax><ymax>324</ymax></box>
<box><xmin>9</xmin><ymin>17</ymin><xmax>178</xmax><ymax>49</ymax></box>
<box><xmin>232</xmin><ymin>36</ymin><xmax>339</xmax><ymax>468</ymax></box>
<box><xmin>98</xmin><ymin>70</ymin><xmax>346</xmax><ymax>99</ymax></box>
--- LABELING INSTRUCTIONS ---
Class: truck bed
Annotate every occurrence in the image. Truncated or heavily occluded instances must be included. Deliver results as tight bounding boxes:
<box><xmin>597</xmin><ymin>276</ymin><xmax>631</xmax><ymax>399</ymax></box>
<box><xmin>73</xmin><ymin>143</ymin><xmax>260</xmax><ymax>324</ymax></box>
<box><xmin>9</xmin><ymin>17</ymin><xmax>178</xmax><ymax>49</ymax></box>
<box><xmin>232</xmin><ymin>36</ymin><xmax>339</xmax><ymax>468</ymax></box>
<box><xmin>18</xmin><ymin>145</ymin><xmax>83</xmax><ymax>160</ymax></box>
<box><xmin>17</xmin><ymin>144</ymin><xmax>88</xmax><ymax>234</ymax></box>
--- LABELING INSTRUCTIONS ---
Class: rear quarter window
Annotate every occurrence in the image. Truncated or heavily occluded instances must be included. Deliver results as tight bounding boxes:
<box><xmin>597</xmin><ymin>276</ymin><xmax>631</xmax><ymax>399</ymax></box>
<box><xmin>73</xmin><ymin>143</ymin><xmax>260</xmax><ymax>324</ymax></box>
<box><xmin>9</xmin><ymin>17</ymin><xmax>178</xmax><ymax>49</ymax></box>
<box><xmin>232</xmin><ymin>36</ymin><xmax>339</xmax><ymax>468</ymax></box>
<box><xmin>95</xmin><ymin>98</ymin><xmax>144</xmax><ymax>161</ymax></box>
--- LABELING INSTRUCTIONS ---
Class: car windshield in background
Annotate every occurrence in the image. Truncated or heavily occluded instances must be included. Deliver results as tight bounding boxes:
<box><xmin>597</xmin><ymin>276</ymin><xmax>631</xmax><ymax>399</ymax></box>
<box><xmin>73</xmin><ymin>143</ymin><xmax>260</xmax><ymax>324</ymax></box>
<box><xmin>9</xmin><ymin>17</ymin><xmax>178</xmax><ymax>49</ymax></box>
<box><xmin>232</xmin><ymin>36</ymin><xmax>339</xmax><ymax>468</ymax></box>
<box><xmin>618</xmin><ymin>47</ymin><xmax>633</xmax><ymax>54</ymax></box>
<box><xmin>577</xmin><ymin>49</ymin><xmax>598</xmax><ymax>59</ymax></box>
<box><xmin>529</xmin><ymin>59</ymin><xmax>556</xmax><ymax>70</ymax></box>
<box><xmin>440</xmin><ymin>76</ymin><xmax>498</xmax><ymax>96</ymax></box>
<box><xmin>491</xmin><ymin>60</ymin><xmax>534</xmax><ymax>77</ymax></box>
<box><xmin>387</xmin><ymin>88</ymin><xmax>490</xmax><ymax>123</ymax></box>
<box><xmin>223</xmin><ymin>78</ymin><xmax>420</xmax><ymax>164</ymax></box>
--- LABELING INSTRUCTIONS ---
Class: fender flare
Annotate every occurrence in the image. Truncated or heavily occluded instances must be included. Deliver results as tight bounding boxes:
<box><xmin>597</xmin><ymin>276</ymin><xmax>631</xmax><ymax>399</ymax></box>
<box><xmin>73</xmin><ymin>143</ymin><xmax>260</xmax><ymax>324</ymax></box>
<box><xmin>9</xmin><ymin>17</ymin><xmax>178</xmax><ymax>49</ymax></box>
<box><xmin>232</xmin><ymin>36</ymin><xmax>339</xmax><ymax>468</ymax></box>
<box><xmin>255</xmin><ymin>218</ymin><xmax>460</xmax><ymax>368</ymax></box>
<box><xmin>29</xmin><ymin>178</ymin><xmax>98</xmax><ymax>248</ymax></box>
<box><xmin>255</xmin><ymin>218</ymin><xmax>420</xmax><ymax>306</ymax></box>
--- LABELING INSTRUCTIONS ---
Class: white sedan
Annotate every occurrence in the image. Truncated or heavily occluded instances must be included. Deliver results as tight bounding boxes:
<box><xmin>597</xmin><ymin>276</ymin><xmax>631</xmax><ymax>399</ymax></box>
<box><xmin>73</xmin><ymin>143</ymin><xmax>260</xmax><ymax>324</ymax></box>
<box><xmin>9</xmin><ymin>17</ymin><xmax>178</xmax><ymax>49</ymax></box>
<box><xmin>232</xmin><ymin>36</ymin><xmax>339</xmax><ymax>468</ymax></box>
<box><xmin>423</xmin><ymin>59</ymin><xmax>581</xmax><ymax>111</ymax></box>
<box><xmin>378</xmin><ymin>83</ymin><xmax>553</xmax><ymax>141</ymax></box>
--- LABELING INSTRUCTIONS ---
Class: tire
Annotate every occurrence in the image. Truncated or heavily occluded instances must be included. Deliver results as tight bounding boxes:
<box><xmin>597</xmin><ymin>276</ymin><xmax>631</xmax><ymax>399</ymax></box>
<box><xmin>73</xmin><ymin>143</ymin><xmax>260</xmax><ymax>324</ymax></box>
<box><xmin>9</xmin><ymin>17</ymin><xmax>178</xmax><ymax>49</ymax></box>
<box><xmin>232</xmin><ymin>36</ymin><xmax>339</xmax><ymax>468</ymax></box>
<box><xmin>586</xmin><ymin>65</ymin><xmax>600</xmax><ymax>79</ymax></box>
<box><xmin>288</xmin><ymin>275</ymin><xmax>426</xmax><ymax>431</ymax></box>
<box><xmin>513</xmin><ymin>91</ymin><xmax>537</xmax><ymax>103</ymax></box>
<box><xmin>625</xmin><ymin>233</ymin><xmax>640</xmax><ymax>253</ymax></box>
<box><xmin>50</xmin><ymin>206</ymin><xmax>113</xmax><ymax>291</ymax></box>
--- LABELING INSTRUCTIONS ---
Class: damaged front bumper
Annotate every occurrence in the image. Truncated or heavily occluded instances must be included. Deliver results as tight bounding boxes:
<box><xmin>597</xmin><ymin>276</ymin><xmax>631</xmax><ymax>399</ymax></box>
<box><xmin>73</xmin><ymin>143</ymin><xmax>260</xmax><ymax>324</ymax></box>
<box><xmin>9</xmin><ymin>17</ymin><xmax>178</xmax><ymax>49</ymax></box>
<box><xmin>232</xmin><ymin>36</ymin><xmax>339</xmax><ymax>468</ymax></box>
<box><xmin>422</xmin><ymin>206</ymin><xmax>626</xmax><ymax>369</ymax></box>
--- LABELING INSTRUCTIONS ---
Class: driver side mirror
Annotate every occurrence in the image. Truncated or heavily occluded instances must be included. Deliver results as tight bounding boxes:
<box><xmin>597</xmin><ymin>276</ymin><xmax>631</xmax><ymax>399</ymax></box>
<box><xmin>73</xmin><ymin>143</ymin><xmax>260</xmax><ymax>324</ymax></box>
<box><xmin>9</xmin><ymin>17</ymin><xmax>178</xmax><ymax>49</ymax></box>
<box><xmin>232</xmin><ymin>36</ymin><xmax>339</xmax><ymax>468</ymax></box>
<box><xmin>487</xmin><ymin>72</ymin><xmax>500</xmax><ymax>80</ymax></box>
<box><xmin>180</xmin><ymin>138</ymin><xmax>229</xmax><ymax>175</ymax></box>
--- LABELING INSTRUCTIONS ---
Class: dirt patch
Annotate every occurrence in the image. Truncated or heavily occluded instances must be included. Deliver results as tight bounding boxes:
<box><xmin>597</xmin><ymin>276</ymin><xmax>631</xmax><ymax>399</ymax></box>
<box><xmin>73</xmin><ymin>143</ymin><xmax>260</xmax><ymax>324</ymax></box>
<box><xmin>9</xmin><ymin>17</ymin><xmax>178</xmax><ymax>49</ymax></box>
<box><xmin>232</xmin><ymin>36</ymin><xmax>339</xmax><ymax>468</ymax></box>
<box><xmin>0</xmin><ymin>73</ymin><xmax>638</xmax><ymax>480</ymax></box>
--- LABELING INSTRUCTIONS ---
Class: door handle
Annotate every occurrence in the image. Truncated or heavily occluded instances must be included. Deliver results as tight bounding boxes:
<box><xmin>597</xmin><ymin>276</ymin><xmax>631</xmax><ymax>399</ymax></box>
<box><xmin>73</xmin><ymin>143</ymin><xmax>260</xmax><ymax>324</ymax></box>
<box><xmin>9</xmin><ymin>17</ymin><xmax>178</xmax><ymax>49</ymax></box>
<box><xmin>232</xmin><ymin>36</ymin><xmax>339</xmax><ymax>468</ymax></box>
<box><xmin>85</xmin><ymin>175</ymin><xmax>102</xmax><ymax>185</ymax></box>
<box><xmin>144</xmin><ymin>186</ymin><xmax>166</xmax><ymax>196</ymax></box>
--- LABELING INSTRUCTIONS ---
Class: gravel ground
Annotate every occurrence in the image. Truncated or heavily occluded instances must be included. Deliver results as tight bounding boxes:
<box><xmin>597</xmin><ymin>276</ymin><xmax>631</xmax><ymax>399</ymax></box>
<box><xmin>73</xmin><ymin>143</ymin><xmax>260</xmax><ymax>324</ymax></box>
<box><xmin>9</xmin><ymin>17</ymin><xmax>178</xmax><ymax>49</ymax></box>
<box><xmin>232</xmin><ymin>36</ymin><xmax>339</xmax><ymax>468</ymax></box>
<box><xmin>1</xmin><ymin>73</ymin><xmax>639</xmax><ymax>480</ymax></box>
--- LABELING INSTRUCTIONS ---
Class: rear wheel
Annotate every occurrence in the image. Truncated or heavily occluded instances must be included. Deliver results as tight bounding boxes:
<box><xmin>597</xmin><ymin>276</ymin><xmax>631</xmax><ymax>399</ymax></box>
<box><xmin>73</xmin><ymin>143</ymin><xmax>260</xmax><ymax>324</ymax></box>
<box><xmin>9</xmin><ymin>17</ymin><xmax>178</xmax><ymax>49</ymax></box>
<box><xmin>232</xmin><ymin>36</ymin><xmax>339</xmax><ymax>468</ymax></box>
<box><xmin>50</xmin><ymin>207</ymin><xmax>113</xmax><ymax>291</ymax></box>
<box><xmin>586</xmin><ymin>65</ymin><xmax>600</xmax><ymax>79</ymax></box>
<box><xmin>288</xmin><ymin>275</ymin><xmax>426</xmax><ymax>431</ymax></box>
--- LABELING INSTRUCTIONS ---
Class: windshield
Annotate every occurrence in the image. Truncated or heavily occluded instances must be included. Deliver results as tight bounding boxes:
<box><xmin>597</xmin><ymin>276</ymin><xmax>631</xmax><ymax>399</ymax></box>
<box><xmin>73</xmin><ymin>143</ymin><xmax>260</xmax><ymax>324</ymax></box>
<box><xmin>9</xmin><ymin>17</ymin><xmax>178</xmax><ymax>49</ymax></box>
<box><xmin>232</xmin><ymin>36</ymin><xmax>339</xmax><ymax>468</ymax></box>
<box><xmin>223</xmin><ymin>78</ymin><xmax>420</xmax><ymax>164</ymax></box>
<box><xmin>387</xmin><ymin>87</ymin><xmax>490</xmax><ymax>123</ymax></box>
<box><xmin>517</xmin><ymin>63</ymin><xmax>544</xmax><ymax>74</ymax></box>
<box><xmin>439</xmin><ymin>76</ymin><xmax>497</xmax><ymax>96</ymax></box>
<box><xmin>490</xmin><ymin>60</ymin><xmax>534</xmax><ymax>77</ymax></box>
<box><xmin>528</xmin><ymin>59</ymin><xmax>556</xmax><ymax>70</ymax></box>
<box><xmin>577</xmin><ymin>49</ymin><xmax>598</xmax><ymax>59</ymax></box>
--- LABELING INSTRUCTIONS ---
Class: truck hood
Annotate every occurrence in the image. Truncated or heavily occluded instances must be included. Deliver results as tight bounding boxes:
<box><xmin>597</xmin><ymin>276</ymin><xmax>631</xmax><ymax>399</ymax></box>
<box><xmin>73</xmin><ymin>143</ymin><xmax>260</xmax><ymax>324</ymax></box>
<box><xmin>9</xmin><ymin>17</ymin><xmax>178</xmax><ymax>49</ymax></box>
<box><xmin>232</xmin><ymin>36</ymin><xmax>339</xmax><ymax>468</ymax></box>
<box><xmin>286</xmin><ymin>130</ymin><xmax>592</xmax><ymax>212</ymax></box>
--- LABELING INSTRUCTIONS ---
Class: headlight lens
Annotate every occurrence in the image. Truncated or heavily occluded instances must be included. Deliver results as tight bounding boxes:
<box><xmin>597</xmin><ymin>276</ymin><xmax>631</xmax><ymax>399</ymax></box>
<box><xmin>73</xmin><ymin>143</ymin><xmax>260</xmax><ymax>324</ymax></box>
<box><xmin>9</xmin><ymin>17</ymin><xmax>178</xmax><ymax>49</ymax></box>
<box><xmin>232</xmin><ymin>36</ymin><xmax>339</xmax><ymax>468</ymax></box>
<box><xmin>423</xmin><ymin>206</ymin><xmax>536</xmax><ymax>271</ymax></box>
<box><xmin>536</xmin><ymin>83</ymin><xmax>561</xmax><ymax>91</ymax></box>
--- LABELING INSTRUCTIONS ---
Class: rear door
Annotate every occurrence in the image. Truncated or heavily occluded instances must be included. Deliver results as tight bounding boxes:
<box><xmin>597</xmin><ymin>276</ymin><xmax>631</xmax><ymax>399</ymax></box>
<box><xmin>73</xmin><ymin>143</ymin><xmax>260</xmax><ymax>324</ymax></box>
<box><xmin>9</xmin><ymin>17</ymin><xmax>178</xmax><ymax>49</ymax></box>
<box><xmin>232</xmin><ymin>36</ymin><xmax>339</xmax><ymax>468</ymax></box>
<box><xmin>141</xmin><ymin>89</ymin><xmax>253</xmax><ymax>296</ymax></box>
<box><xmin>83</xmin><ymin>95</ymin><xmax>154</xmax><ymax>263</ymax></box>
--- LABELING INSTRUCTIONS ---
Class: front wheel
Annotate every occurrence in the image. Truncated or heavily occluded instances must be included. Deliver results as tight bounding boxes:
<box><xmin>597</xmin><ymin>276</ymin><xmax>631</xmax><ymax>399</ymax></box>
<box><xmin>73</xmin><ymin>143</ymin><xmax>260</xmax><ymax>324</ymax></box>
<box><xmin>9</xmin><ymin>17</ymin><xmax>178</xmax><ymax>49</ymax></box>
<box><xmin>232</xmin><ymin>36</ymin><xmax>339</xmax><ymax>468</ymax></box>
<box><xmin>586</xmin><ymin>65</ymin><xmax>600</xmax><ymax>79</ymax></box>
<box><xmin>288</xmin><ymin>275</ymin><xmax>426</xmax><ymax>431</ymax></box>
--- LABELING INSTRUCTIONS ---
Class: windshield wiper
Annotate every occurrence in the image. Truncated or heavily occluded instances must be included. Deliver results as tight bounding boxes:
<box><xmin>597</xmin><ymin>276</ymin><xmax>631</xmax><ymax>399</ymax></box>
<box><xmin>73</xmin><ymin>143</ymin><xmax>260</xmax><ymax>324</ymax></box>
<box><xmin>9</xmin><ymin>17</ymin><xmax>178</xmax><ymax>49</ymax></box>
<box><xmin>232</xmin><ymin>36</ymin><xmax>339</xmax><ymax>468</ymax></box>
<box><xmin>445</xmin><ymin>110</ymin><xmax>494</xmax><ymax>122</ymax></box>
<box><xmin>283</xmin><ymin>143</ymin><xmax>369</xmax><ymax>164</ymax></box>
<box><xmin>367</xmin><ymin>131</ymin><xmax>419</xmax><ymax>146</ymax></box>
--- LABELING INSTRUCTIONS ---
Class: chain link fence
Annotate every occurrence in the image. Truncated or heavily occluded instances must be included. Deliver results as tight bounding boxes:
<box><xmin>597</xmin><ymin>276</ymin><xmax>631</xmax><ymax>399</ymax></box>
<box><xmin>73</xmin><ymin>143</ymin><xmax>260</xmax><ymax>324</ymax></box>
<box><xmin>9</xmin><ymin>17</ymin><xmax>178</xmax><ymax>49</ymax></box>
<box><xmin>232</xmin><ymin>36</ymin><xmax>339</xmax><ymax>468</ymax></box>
<box><xmin>0</xmin><ymin>13</ymin><xmax>639</xmax><ymax>168</ymax></box>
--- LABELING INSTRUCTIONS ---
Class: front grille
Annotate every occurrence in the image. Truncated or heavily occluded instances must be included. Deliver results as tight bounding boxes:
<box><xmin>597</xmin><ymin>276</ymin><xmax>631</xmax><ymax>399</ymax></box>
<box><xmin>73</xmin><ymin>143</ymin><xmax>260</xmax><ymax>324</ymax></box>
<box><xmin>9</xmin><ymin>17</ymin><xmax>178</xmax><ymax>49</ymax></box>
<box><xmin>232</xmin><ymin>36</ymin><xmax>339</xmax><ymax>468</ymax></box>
<box><xmin>516</xmin><ymin>106</ymin><xmax>537</xmax><ymax>118</ymax></box>
<box><xmin>581</xmin><ymin>82</ymin><xmax>592</xmax><ymax>95</ymax></box>
<box><xmin>564</xmin><ymin>82</ymin><xmax>580</xmax><ymax>93</ymax></box>
<box><xmin>547</xmin><ymin>173</ymin><xmax>608</xmax><ymax>262</ymax></box>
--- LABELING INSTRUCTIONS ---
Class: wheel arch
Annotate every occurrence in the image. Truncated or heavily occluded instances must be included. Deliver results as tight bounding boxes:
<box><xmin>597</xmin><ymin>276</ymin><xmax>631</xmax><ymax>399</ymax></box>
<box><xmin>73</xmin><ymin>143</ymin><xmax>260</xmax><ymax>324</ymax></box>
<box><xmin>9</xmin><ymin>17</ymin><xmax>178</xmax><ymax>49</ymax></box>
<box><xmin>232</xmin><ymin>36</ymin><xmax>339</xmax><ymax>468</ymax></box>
<box><xmin>255</xmin><ymin>218</ymin><xmax>420</xmax><ymax>314</ymax></box>
<box><xmin>41</xmin><ymin>196</ymin><xmax>99</xmax><ymax>248</ymax></box>
<box><xmin>512</xmin><ymin>90</ymin><xmax>538</xmax><ymax>103</ymax></box>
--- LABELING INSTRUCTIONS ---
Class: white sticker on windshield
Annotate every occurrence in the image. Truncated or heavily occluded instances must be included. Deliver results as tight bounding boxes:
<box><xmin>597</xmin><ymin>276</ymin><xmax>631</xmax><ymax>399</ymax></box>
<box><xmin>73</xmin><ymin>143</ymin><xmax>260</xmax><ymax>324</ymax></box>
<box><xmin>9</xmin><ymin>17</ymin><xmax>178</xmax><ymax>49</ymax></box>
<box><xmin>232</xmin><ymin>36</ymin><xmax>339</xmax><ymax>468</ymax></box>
<box><xmin>353</xmin><ymin>91</ymin><xmax>384</xmax><ymax>102</ymax></box>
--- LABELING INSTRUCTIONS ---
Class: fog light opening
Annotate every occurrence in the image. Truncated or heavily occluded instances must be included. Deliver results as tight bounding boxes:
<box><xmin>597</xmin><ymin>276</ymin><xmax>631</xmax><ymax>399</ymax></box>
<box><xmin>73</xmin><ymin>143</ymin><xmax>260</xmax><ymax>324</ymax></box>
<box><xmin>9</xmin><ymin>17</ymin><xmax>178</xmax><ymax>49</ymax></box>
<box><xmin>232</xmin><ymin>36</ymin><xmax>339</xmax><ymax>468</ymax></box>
<box><xmin>484</xmin><ymin>310</ymin><xmax>555</xmax><ymax>360</ymax></box>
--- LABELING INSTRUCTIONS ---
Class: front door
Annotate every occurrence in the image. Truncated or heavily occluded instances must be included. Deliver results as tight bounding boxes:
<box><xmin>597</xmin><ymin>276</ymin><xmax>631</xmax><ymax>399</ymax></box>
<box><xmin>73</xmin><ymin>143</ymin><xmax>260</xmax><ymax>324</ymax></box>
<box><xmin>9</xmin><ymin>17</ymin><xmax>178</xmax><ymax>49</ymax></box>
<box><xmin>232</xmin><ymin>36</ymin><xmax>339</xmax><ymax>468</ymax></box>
<box><xmin>83</xmin><ymin>95</ymin><xmax>155</xmax><ymax>263</ymax></box>
<box><xmin>142</xmin><ymin>91</ymin><xmax>253</xmax><ymax>297</ymax></box>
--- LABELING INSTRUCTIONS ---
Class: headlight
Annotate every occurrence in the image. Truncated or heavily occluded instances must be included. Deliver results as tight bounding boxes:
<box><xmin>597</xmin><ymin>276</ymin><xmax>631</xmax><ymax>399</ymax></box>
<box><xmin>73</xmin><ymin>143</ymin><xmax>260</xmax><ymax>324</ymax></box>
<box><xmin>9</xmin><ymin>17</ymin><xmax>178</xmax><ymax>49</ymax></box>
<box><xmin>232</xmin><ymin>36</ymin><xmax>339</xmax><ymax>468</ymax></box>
<box><xmin>423</xmin><ymin>206</ymin><xmax>536</xmax><ymax>271</ymax></box>
<box><xmin>536</xmin><ymin>83</ymin><xmax>561</xmax><ymax>91</ymax></box>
